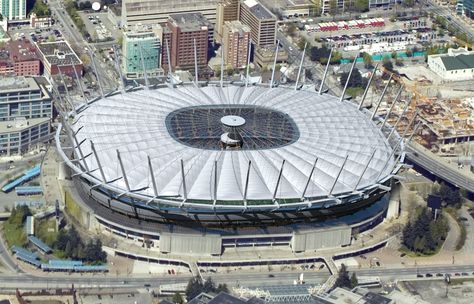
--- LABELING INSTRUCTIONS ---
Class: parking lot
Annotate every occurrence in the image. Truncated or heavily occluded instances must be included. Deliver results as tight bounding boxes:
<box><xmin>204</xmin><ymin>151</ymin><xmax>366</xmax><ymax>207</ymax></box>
<box><xmin>77</xmin><ymin>11</ymin><xmax>121</xmax><ymax>43</ymax></box>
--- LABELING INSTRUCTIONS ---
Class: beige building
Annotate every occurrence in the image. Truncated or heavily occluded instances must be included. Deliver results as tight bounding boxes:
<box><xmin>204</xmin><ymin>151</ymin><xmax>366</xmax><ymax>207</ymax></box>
<box><xmin>239</xmin><ymin>0</ymin><xmax>277</xmax><ymax>48</ymax></box>
<box><xmin>215</xmin><ymin>0</ymin><xmax>240</xmax><ymax>42</ymax></box>
<box><xmin>254</xmin><ymin>45</ymin><xmax>288</xmax><ymax>68</ymax></box>
<box><xmin>223</xmin><ymin>21</ymin><xmax>251</xmax><ymax>69</ymax></box>
<box><xmin>121</xmin><ymin>0</ymin><xmax>218</xmax><ymax>28</ymax></box>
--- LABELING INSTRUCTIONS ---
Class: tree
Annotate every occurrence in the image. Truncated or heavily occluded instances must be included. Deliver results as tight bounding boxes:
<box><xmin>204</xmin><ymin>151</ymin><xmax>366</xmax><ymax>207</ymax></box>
<box><xmin>311</xmin><ymin>0</ymin><xmax>321</xmax><ymax>16</ymax></box>
<box><xmin>185</xmin><ymin>277</ymin><xmax>204</xmax><ymax>301</ymax></box>
<box><xmin>339</xmin><ymin>67</ymin><xmax>367</xmax><ymax>89</ymax></box>
<box><xmin>362</xmin><ymin>52</ymin><xmax>373</xmax><ymax>68</ymax></box>
<box><xmin>171</xmin><ymin>292</ymin><xmax>184</xmax><ymax>304</ymax></box>
<box><xmin>305</xmin><ymin>69</ymin><xmax>313</xmax><ymax>80</ymax></box>
<box><xmin>382</xmin><ymin>56</ymin><xmax>393</xmax><ymax>72</ymax></box>
<box><xmin>31</xmin><ymin>0</ymin><xmax>50</xmax><ymax>17</ymax></box>
<box><xmin>354</xmin><ymin>0</ymin><xmax>369</xmax><ymax>12</ymax></box>
<box><xmin>297</xmin><ymin>37</ymin><xmax>308</xmax><ymax>51</ymax></box>
<box><xmin>333</xmin><ymin>264</ymin><xmax>351</xmax><ymax>289</ymax></box>
<box><xmin>395</xmin><ymin>58</ymin><xmax>404</xmax><ymax>66</ymax></box>
<box><xmin>350</xmin><ymin>272</ymin><xmax>358</xmax><ymax>288</ymax></box>
<box><xmin>203</xmin><ymin>277</ymin><xmax>216</xmax><ymax>293</ymax></box>
<box><xmin>329</xmin><ymin>0</ymin><xmax>338</xmax><ymax>16</ymax></box>
<box><xmin>216</xmin><ymin>283</ymin><xmax>229</xmax><ymax>293</ymax></box>
<box><xmin>391</xmin><ymin>51</ymin><xmax>398</xmax><ymax>59</ymax></box>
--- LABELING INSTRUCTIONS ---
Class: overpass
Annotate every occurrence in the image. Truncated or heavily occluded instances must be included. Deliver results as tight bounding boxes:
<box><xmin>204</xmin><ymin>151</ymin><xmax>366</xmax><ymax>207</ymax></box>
<box><xmin>404</xmin><ymin>142</ymin><xmax>474</xmax><ymax>193</ymax></box>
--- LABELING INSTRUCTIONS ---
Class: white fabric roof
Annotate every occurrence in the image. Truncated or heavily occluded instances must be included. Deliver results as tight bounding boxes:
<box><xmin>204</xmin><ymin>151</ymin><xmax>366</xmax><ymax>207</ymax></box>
<box><xmin>72</xmin><ymin>85</ymin><xmax>394</xmax><ymax>202</ymax></box>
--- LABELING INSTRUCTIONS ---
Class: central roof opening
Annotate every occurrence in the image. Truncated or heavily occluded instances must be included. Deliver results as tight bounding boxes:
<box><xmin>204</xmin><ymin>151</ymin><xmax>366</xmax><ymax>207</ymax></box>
<box><xmin>165</xmin><ymin>105</ymin><xmax>300</xmax><ymax>150</ymax></box>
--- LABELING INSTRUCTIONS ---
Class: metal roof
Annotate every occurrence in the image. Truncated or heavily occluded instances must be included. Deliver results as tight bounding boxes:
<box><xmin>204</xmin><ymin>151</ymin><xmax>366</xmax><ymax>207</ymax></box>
<box><xmin>440</xmin><ymin>54</ymin><xmax>474</xmax><ymax>71</ymax></box>
<box><xmin>71</xmin><ymin>85</ymin><xmax>394</xmax><ymax>204</ymax></box>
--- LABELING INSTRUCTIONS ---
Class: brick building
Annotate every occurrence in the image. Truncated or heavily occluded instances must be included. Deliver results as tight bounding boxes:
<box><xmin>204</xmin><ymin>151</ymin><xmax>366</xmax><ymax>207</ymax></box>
<box><xmin>162</xmin><ymin>13</ymin><xmax>213</xmax><ymax>72</ymax></box>
<box><xmin>223</xmin><ymin>21</ymin><xmax>251</xmax><ymax>69</ymax></box>
<box><xmin>35</xmin><ymin>40</ymin><xmax>83</xmax><ymax>78</ymax></box>
<box><xmin>0</xmin><ymin>39</ymin><xmax>41</xmax><ymax>76</ymax></box>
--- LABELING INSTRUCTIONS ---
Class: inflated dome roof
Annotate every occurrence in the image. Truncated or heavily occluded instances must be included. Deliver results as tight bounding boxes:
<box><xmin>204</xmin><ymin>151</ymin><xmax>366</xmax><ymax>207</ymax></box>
<box><xmin>71</xmin><ymin>85</ymin><xmax>394</xmax><ymax>203</ymax></box>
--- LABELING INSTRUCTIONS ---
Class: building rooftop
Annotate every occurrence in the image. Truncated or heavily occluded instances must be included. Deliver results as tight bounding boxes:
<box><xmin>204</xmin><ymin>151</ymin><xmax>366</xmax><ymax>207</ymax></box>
<box><xmin>36</xmin><ymin>40</ymin><xmax>82</xmax><ymax>67</ymax></box>
<box><xmin>0</xmin><ymin>39</ymin><xmax>39</xmax><ymax>63</ymax></box>
<box><xmin>243</xmin><ymin>0</ymin><xmax>275</xmax><ymax>20</ymax></box>
<box><xmin>440</xmin><ymin>54</ymin><xmax>474</xmax><ymax>71</ymax></box>
<box><xmin>224</xmin><ymin>20</ymin><xmax>251</xmax><ymax>35</ymax></box>
<box><xmin>0</xmin><ymin>117</ymin><xmax>49</xmax><ymax>134</ymax></box>
<box><xmin>169</xmin><ymin>12</ymin><xmax>212</xmax><ymax>32</ymax></box>
<box><xmin>0</xmin><ymin>76</ymin><xmax>40</xmax><ymax>92</ymax></box>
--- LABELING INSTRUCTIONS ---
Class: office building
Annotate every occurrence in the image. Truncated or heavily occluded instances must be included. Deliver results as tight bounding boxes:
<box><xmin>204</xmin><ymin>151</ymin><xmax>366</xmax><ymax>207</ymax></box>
<box><xmin>121</xmin><ymin>0</ymin><xmax>218</xmax><ymax>28</ymax></box>
<box><xmin>215</xmin><ymin>0</ymin><xmax>239</xmax><ymax>42</ymax></box>
<box><xmin>239</xmin><ymin>0</ymin><xmax>277</xmax><ymax>48</ymax></box>
<box><xmin>162</xmin><ymin>13</ymin><xmax>212</xmax><ymax>71</ymax></box>
<box><xmin>0</xmin><ymin>39</ymin><xmax>41</xmax><ymax>77</ymax></box>
<box><xmin>0</xmin><ymin>0</ymin><xmax>26</xmax><ymax>20</ymax></box>
<box><xmin>122</xmin><ymin>25</ymin><xmax>163</xmax><ymax>79</ymax></box>
<box><xmin>222</xmin><ymin>21</ymin><xmax>251</xmax><ymax>69</ymax></box>
<box><xmin>368</xmin><ymin>0</ymin><xmax>396</xmax><ymax>9</ymax></box>
<box><xmin>0</xmin><ymin>77</ymin><xmax>52</xmax><ymax>156</ymax></box>
<box><xmin>428</xmin><ymin>48</ymin><xmax>474</xmax><ymax>81</ymax></box>
<box><xmin>35</xmin><ymin>41</ymin><xmax>83</xmax><ymax>78</ymax></box>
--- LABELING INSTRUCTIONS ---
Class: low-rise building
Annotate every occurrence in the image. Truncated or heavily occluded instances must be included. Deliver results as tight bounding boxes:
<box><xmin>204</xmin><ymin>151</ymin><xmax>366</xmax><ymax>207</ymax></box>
<box><xmin>35</xmin><ymin>40</ymin><xmax>83</xmax><ymax>78</ymax></box>
<box><xmin>253</xmin><ymin>45</ymin><xmax>288</xmax><ymax>68</ymax></box>
<box><xmin>428</xmin><ymin>48</ymin><xmax>474</xmax><ymax>81</ymax></box>
<box><xmin>0</xmin><ymin>39</ymin><xmax>41</xmax><ymax>76</ymax></box>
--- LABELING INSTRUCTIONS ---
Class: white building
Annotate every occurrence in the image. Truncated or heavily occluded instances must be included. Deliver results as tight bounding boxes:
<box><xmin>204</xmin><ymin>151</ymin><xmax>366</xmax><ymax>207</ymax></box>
<box><xmin>428</xmin><ymin>48</ymin><xmax>474</xmax><ymax>82</ymax></box>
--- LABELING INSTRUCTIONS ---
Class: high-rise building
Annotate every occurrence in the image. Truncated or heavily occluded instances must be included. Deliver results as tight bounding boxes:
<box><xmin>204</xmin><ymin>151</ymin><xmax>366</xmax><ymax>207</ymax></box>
<box><xmin>162</xmin><ymin>13</ymin><xmax>212</xmax><ymax>72</ymax></box>
<box><xmin>122</xmin><ymin>25</ymin><xmax>163</xmax><ymax>79</ymax></box>
<box><xmin>239</xmin><ymin>0</ymin><xmax>277</xmax><ymax>48</ymax></box>
<box><xmin>0</xmin><ymin>0</ymin><xmax>26</xmax><ymax>20</ymax></box>
<box><xmin>121</xmin><ymin>0</ymin><xmax>218</xmax><ymax>28</ymax></box>
<box><xmin>222</xmin><ymin>21</ymin><xmax>250</xmax><ymax>69</ymax></box>
<box><xmin>0</xmin><ymin>76</ymin><xmax>52</xmax><ymax>156</ymax></box>
<box><xmin>215</xmin><ymin>0</ymin><xmax>239</xmax><ymax>42</ymax></box>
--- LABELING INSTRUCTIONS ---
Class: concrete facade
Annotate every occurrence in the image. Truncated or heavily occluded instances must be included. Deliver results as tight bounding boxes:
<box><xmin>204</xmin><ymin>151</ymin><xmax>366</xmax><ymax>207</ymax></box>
<box><xmin>239</xmin><ymin>0</ymin><xmax>277</xmax><ymax>48</ymax></box>
<box><xmin>215</xmin><ymin>0</ymin><xmax>240</xmax><ymax>42</ymax></box>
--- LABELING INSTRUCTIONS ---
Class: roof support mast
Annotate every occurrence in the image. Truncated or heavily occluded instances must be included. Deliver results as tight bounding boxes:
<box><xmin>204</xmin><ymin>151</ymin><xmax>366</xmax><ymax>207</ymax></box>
<box><xmin>358</xmin><ymin>63</ymin><xmax>379</xmax><ymax>110</ymax></box>
<box><xmin>301</xmin><ymin>157</ymin><xmax>318</xmax><ymax>201</ymax></box>
<box><xmin>243</xmin><ymin>160</ymin><xmax>251</xmax><ymax>208</ymax></box>
<box><xmin>147</xmin><ymin>155</ymin><xmax>159</xmax><ymax>200</ymax></box>
<box><xmin>112</xmin><ymin>45</ymin><xmax>126</xmax><ymax>93</ymax></box>
<box><xmin>387</xmin><ymin>97</ymin><xmax>412</xmax><ymax>140</ymax></box>
<box><xmin>70</xmin><ymin>59</ymin><xmax>87</xmax><ymax>103</ymax></box>
<box><xmin>270</xmin><ymin>41</ymin><xmax>279</xmax><ymax>88</ymax></box>
<box><xmin>117</xmin><ymin>150</ymin><xmax>138</xmax><ymax>218</ymax></box>
<box><xmin>371</xmin><ymin>73</ymin><xmax>393</xmax><ymax>120</ymax></box>
<box><xmin>319</xmin><ymin>48</ymin><xmax>333</xmax><ymax>94</ymax></box>
<box><xmin>329</xmin><ymin>155</ymin><xmax>348</xmax><ymax>196</ymax></box>
<box><xmin>90</xmin><ymin>141</ymin><xmax>107</xmax><ymax>183</ymax></box>
<box><xmin>213</xmin><ymin>160</ymin><xmax>218</xmax><ymax>205</ymax></box>
<box><xmin>272</xmin><ymin>160</ymin><xmax>285</xmax><ymax>202</ymax></box>
<box><xmin>353</xmin><ymin>149</ymin><xmax>376</xmax><ymax>191</ymax></box>
<box><xmin>88</xmin><ymin>48</ymin><xmax>104</xmax><ymax>98</ymax></box>
<box><xmin>138</xmin><ymin>44</ymin><xmax>149</xmax><ymax>89</ymax></box>
<box><xmin>380</xmin><ymin>85</ymin><xmax>403</xmax><ymax>130</ymax></box>
<box><xmin>245</xmin><ymin>39</ymin><xmax>252</xmax><ymax>87</ymax></box>
<box><xmin>220</xmin><ymin>43</ymin><xmax>225</xmax><ymax>88</ymax></box>
<box><xmin>180</xmin><ymin>159</ymin><xmax>187</xmax><ymax>201</ymax></box>
<box><xmin>339</xmin><ymin>55</ymin><xmax>358</xmax><ymax>102</ymax></box>
<box><xmin>165</xmin><ymin>39</ymin><xmax>174</xmax><ymax>87</ymax></box>
<box><xmin>294</xmin><ymin>42</ymin><xmax>307</xmax><ymax>91</ymax></box>
<box><xmin>194</xmin><ymin>38</ymin><xmax>199</xmax><ymax>86</ymax></box>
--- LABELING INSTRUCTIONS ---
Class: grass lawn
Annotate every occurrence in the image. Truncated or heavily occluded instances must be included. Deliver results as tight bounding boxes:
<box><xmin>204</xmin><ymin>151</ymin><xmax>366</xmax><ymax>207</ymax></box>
<box><xmin>2</xmin><ymin>221</ymin><xmax>27</xmax><ymax>248</ymax></box>
<box><xmin>35</xmin><ymin>218</ymin><xmax>58</xmax><ymax>247</ymax></box>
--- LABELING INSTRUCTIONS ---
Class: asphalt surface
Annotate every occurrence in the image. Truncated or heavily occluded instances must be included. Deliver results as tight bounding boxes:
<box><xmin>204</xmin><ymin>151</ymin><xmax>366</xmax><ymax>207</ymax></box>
<box><xmin>405</xmin><ymin>143</ymin><xmax>474</xmax><ymax>193</ymax></box>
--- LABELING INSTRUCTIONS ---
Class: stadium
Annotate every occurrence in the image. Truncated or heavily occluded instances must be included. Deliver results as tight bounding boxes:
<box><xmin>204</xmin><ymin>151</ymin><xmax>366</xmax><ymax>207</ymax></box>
<box><xmin>56</xmin><ymin>83</ymin><xmax>401</xmax><ymax>254</ymax></box>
